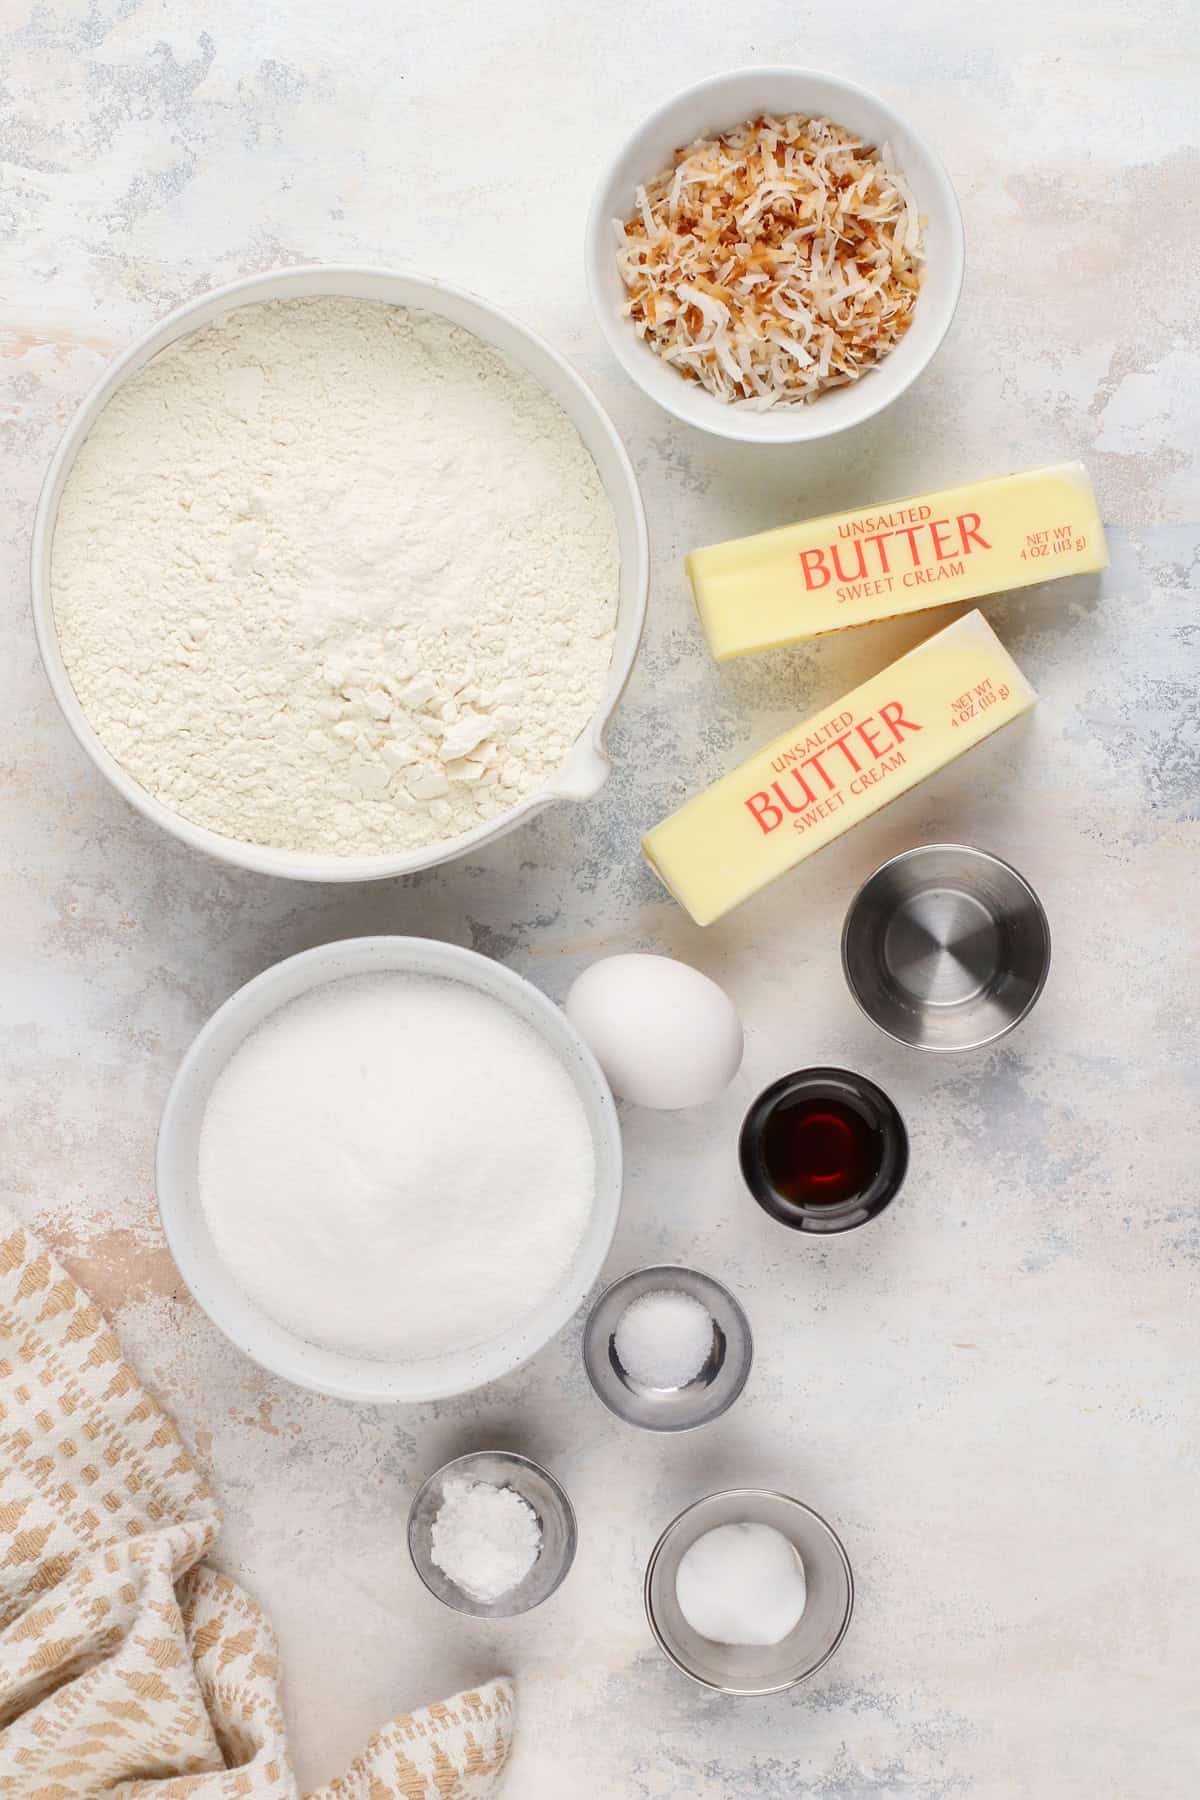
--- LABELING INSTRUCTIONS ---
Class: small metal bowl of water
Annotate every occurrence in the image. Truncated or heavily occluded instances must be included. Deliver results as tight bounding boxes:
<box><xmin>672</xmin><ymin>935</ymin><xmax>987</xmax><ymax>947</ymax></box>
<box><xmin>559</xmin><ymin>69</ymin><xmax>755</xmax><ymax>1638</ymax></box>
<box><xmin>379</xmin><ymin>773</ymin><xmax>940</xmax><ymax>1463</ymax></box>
<box><xmin>582</xmin><ymin>1265</ymin><xmax>753</xmax><ymax>1431</ymax></box>
<box><xmin>645</xmin><ymin>1488</ymin><xmax>854</xmax><ymax>1694</ymax></box>
<box><xmin>407</xmin><ymin>1450</ymin><xmax>577</xmax><ymax>1618</ymax></box>
<box><xmin>842</xmin><ymin>844</ymin><xmax>1051</xmax><ymax>1052</ymax></box>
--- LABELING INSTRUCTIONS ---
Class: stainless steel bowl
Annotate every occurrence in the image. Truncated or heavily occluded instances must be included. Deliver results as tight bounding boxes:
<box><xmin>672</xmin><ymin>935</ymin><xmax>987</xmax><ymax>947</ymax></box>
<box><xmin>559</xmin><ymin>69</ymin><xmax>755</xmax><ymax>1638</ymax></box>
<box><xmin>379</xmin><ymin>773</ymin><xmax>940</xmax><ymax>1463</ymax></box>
<box><xmin>645</xmin><ymin>1489</ymin><xmax>854</xmax><ymax>1694</ymax></box>
<box><xmin>842</xmin><ymin>844</ymin><xmax>1051</xmax><ymax>1052</ymax></box>
<box><xmin>407</xmin><ymin>1450</ymin><xmax>577</xmax><ymax>1618</ymax></box>
<box><xmin>582</xmin><ymin>1266</ymin><xmax>753</xmax><ymax>1432</ymax></box>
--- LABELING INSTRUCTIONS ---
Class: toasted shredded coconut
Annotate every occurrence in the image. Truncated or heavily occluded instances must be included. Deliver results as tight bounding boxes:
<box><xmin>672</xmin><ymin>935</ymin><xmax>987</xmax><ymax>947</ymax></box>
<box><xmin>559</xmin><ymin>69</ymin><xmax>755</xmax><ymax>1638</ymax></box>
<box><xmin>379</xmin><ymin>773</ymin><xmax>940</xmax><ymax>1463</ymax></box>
<box><xmin>614</xmin><ymin>114</ymin><xmax>926</xmax><ymax>409</ymax></box>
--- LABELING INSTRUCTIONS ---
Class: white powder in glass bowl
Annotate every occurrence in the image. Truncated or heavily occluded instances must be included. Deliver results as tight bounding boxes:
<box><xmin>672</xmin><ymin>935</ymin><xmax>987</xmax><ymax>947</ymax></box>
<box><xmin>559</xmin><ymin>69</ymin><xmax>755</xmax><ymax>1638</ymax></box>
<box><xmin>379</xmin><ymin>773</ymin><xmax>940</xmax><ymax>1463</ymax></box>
<box><xmin>196</xmin><ymin>972</ymin><xmax>596</xmax><ymax>1361</ymax></box>
<box><xmin>430</xmin><ymin>1477</ymin><xmax>543</xmax><ymax>1603</ymax></box>
<box><xmin>51</xmin><ymin>297</ymin><xmax>618</xmax><ymax>855</ymax></box>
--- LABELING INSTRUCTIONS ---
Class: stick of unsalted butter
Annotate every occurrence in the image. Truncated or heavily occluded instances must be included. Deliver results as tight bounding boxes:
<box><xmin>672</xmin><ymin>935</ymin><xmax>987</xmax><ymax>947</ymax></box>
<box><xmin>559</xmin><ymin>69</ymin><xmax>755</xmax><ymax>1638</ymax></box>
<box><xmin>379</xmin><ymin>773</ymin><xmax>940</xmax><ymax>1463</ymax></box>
<box><xmin>642</xmin><ymin>611</ymin><xmax>1035</xmax><ymax>926</ymax></box>
<box><xmin>688</xmin><ymin>462</ymin><xmax>1106</xmax><ymax>660</ymax></box>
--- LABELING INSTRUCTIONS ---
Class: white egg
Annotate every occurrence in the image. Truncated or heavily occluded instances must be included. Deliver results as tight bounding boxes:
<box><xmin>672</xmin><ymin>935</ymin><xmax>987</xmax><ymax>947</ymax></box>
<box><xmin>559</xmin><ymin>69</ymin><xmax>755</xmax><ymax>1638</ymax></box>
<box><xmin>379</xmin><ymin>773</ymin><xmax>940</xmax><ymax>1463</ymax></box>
<box><xmin>565</xmin><ymin>953</ymin><xmax>743</xmax><ymax>1110</ymax></box>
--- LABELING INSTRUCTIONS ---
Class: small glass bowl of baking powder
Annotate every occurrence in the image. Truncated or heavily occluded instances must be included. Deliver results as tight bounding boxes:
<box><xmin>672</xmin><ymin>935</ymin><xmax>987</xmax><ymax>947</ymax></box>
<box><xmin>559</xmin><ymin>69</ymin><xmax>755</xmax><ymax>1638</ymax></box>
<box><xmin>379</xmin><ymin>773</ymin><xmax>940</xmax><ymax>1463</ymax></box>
<box><xmin>407</xmin><ymin>1450</ymin><xmax>577</xmax><ymax>1618</ymax></box>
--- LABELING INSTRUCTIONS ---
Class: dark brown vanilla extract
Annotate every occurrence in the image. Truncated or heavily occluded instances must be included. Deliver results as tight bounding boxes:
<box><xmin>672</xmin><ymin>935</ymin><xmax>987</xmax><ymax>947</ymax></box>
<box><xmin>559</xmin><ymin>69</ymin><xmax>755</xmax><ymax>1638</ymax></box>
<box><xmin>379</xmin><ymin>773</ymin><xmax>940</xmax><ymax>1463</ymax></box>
<box><xmin>759</xmin><ymin>1092</ymin><xmax>885</xmax><ymax>1206</ymax></box>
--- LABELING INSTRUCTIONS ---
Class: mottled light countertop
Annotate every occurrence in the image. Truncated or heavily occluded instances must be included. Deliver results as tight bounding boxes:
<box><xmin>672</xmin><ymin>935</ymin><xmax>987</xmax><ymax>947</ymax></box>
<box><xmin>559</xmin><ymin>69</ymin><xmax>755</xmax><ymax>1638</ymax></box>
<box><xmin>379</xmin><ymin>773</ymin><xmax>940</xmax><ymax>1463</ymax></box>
<box><xmin>3</xmin><ymin>3</ymin><xmax>1197</xmax><ymax>1794</ymax></box>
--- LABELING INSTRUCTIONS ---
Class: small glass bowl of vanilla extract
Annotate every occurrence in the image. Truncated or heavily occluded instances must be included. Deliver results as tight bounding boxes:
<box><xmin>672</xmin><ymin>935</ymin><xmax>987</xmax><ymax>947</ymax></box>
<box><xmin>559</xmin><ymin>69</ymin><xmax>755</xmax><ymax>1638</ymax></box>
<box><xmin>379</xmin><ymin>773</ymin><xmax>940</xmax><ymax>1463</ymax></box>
<box><xmin>739</xmin><ymin>1068</ymin><xmax>908</xmax><ymax>1235</ymax></box>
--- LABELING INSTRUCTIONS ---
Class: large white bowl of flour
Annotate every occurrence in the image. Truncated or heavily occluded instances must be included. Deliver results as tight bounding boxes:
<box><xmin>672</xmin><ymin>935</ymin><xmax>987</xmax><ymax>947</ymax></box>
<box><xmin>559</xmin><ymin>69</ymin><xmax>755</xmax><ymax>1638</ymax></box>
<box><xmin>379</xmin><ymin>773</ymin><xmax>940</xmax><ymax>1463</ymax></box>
<box><xmin>157</xmin><ymin>936</ymin><xmax>622</xmax><ymax>1402</ymax></box>
<box><xmin>31</xmin><ymin>267</ymin><xmax>647</xmax><ymax>880</ymax></box>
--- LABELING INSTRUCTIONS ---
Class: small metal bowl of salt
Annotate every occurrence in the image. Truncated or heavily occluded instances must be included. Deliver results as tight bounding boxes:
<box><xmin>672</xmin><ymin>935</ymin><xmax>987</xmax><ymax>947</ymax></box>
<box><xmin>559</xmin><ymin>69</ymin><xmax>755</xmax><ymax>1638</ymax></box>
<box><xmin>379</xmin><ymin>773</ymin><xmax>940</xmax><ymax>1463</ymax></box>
<box><xmin>407</xmin><ymin>1450</ymin><xmax>577</xmax><ymax>1618</ymax></box>
<box><xmin>582</xmin><ymin>1265</ymin><xmax>753</xmax><ymax>1431</ymax></box>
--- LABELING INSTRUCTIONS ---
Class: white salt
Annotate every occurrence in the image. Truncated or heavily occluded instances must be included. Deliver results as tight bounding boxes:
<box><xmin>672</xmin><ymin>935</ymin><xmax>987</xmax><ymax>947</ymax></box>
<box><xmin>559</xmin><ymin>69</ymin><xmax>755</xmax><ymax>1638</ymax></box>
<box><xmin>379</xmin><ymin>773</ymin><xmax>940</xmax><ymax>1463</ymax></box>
<box><xmin>430</xmin><ymin>1477</ymin><xmax>542</xmax><ymax>1603</ymax></box>
<box><xmin>675</xmin><ymin>1522</ymin><xmax>807</xmax><ymax>1647</ymax></box>
<box><xmin>614</xmin><ymin>1288</ymin><xmax>714</xmax><ymax>1389</ymax></box>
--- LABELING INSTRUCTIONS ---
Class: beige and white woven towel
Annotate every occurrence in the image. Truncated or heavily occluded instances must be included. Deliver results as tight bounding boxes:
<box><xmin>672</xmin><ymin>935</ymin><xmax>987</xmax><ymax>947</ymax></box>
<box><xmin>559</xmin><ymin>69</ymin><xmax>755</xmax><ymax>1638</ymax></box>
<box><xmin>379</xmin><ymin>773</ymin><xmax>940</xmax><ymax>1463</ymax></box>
<box><xmin>0</xmin><ymin>1212</ymin><xmax>513</xmax><ymax>1798</ymax></box>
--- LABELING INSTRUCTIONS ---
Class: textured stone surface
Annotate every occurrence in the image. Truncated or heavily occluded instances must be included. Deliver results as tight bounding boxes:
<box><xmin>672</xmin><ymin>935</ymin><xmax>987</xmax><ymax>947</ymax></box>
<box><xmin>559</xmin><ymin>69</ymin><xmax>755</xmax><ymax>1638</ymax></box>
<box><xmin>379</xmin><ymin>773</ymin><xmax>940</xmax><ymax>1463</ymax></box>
<box><xmin>2</xmin><ymin>2</ymin><xmax>1197</xmax><ymax>1794</ymax></box>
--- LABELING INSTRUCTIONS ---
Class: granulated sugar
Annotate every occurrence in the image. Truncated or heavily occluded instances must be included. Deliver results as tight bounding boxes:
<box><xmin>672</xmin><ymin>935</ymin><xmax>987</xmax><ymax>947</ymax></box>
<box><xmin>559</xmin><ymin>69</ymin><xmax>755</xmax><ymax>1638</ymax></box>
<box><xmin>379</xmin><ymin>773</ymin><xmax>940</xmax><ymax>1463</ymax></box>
<box><xmin>197</xmin><ymin>972</ymin><xmax>595</xmax><ymax>1361</ymax></box>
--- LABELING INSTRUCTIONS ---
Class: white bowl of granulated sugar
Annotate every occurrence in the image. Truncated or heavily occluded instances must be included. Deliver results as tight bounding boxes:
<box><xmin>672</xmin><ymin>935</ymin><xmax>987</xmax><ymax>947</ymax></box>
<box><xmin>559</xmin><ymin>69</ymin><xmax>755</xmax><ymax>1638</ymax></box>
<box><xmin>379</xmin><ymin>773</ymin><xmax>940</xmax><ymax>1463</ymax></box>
<box><xmin>156</xmin><ymin>936</ymin><xmax>622</xmax><ymax>1403</ymax></box>
<box><xmin>32</xmin><ymin>266</ymin><xmax>647</xmax><ymax>881</ymax></box>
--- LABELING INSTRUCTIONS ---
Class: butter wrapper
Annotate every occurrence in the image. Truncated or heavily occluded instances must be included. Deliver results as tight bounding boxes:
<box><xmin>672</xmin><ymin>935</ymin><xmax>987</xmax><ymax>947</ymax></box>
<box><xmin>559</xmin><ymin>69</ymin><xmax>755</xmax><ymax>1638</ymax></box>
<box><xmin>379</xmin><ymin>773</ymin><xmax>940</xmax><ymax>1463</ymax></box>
<box><xmin>642</xmin><ymin>611</ymin><xmax>1036</xmax><ymax>926</ymax></box>
<box><xmin>688</xmin><ymin>462</ymin><xmax>1106</xmax><ymax>660</ymax></box>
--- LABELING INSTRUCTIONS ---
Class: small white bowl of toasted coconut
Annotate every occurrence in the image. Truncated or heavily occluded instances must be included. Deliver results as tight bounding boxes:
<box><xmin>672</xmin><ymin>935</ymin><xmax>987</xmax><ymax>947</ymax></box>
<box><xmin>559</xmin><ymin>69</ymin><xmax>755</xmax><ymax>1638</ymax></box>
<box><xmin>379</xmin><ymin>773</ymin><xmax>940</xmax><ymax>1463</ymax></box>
<box><xmin>586</xmin><ymin>68</ymin><xmax>964</xmax><ymax>443</ymax></box>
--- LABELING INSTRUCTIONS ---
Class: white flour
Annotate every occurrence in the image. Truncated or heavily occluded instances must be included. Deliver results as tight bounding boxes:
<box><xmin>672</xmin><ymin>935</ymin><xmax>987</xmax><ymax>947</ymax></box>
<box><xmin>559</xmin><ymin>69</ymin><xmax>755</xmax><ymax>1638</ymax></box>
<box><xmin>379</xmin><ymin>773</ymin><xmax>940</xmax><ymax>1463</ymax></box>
<box><xmin>196</xmin><ymin>972</ymin><xmax>595</xmax><ymax>1361</ymax></box>
<box><xmin>52</xmin><ymin>297</ymin><xmax>618</xmax><ymax>854</ymax></box>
